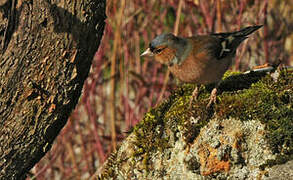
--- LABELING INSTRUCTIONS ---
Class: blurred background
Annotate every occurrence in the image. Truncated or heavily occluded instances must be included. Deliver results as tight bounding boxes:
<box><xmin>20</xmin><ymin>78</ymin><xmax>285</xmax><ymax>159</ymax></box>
<box><xmin>29</xmin><ymin>0</ymin><xmax>293</xmax><ymax>179</ymax></box>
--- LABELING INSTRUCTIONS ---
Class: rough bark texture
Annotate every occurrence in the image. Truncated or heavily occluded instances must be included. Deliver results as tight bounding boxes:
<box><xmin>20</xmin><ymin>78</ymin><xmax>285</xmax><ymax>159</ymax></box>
<box><xmin>0</xmin><ymin>0</ymin><xmax>106</xmax><ymax>179</ymax></box>
<box><xmin>99</xmin><ymin>69</ymin><xmax>293</xmax><ymax>179</ymax></box>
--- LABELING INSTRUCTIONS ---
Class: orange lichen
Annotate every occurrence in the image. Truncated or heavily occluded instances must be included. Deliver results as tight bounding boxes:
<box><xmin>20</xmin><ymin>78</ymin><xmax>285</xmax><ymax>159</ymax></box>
<box><xmin>198</xmin><ymin>144</ymin><xmax>230</xmax><ymax>176</ymax></box>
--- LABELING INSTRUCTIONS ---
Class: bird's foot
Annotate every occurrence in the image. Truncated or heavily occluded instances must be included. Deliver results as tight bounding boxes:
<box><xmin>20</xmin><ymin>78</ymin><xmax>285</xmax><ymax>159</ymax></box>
<box><xmin>206</xmin><ymin>88</ymin><xmax>217</xmax><ymax>108</ymax></box>
<box><xmin>189</xmin><ymin>86</ymin><xmax>199</xmax><ymax>108</ymax></box>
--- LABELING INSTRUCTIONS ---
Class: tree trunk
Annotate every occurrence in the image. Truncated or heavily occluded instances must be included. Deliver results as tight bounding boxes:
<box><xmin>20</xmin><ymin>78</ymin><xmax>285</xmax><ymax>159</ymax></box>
<box><xmin>0</xmin><ymin>0</ymin><xmax>106</xmax><ymax>179</ymax></box>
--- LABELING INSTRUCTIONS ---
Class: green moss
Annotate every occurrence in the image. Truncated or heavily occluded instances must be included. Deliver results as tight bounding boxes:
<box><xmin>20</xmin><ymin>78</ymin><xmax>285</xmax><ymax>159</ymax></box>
<box><xmin>131</xmin><ymin>69</ymin><xmax>292</xmax><ymax>171</ymax></box>
<box><xmin>164</xmin><ymin>85</ymin><xmax>192</xmax><ymax>127</ymax></box>
<box><xmin>222</xmin><ymin>70</ymin><xmax>242</xmax><ymax>80</ymax></box>
<box><xmin>131</xmin><ymin>88</ymin><xmax>179</xmax><ymax>162</ymax></box>
<box><xmin>131</xmin><ymin>83</ymin><xmax>208</xmax><ymax>169</ymax></box>
<box><xmin>98</xmin><ymin>151</ymin><xmax>118</xmax><ymax>179</ymax></box>
<box><xmin>131</xmin><ymin>83</ymin><xmax>212</xmax><ymax>164</ymax></box>
<box><xmin>216</xmin><ymin>70</ymin><xmax>293</xmax><ymax>159</ymax></box>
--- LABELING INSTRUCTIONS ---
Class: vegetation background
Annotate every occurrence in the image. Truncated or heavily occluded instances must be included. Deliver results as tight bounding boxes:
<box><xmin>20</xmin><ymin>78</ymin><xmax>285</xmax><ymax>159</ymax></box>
<box><xmin>28</xmin><ymin>0</ymin><xmax>293</xmax><ymax>179</ymax></box>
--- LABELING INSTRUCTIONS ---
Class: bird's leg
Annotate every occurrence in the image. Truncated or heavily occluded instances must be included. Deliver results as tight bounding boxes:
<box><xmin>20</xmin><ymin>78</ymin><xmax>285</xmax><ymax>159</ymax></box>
<box><xmin>206</xmin><ymin>83</ymin><xmax>220</xmax><ymax>108</ymax></box>
<box><xmin>206</xmin><ymin>88</ymin><xmax>217</xmax><ymax>108</ymax></box>
<box><xmin>189</xmin><ymin>85</ymin><xmax>200</xmax><ymax>107</ymax></box>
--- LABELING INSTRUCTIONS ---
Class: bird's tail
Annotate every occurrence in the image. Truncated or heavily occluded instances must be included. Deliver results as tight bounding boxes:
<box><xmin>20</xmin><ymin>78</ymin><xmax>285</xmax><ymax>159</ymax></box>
<box><xmin>232</xmin><ymin>25</ymin><xmax>263</xmax><ymax>37</ymax></box>
<box><xmin>213</xmin><ymin>25</ymin><xmax>262</xmax><ymax>38</ymax></box>
<box><xmin>212</xmin><ymin>25</ymin><xmax>262</xmax><ymax>59</ymax></box>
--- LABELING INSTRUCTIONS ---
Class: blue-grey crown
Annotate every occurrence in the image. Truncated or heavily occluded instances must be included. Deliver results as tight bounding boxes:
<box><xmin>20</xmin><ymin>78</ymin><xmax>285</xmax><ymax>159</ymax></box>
<box><xmin>150</xmin><ymin>33</ymin><xmax>173</xmax><ymax>47</ymax></box>
<box><xmin>149</xmin><ymin>33</ymin><xmax>176</xmax><ymax>51</ymax></box>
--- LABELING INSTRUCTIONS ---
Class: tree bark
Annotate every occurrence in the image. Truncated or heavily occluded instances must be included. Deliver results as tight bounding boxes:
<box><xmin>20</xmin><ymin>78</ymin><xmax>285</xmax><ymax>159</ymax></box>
<box><xmin>0</xmin><ymin>0</ymin><xmax>106</xmax><ymax>179</ymax></box>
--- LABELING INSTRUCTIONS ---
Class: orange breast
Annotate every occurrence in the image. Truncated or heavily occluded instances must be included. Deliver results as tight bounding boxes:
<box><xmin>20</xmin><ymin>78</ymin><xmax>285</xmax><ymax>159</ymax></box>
<box><xmin>169</xmin><ymin>49</ymin><xmax>232</xmax><ymax>84</ymax></box>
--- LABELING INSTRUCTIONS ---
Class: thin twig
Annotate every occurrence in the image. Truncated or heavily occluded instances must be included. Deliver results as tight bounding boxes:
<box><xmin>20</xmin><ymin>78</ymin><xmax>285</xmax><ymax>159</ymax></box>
<box><xmin>234</xmin><ymin>0</ymin><xmax>246</xmax><ymax>70</ymax></box>
<box><xmin>110</xmin><ymin>0</ymin><xmax>125</xmax><ymax>151</ymax></box>
<box><xmin>216</xmin><ymin>0</ymin><xmax>222</xmax><ymax>32</ymax></box>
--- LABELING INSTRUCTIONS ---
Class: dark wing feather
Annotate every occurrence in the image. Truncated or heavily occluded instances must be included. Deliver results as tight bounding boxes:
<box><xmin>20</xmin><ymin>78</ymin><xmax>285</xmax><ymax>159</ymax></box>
<box><xmin>211</xmin><ymin>25</ymin><xmax>262</xmax><ymax>59</ymax></box>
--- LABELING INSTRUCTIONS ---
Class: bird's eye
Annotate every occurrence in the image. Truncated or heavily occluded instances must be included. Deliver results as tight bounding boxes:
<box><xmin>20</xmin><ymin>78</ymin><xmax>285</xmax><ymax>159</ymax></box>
<box><xmin>155</xmin><ymin>49</ymin><xmax>162</xmax><ymax>53</ymax></box>
<box><xmin>154</xmin><ymin>48</ymin><xmax>164</xmax><ymax>54</ymax></box>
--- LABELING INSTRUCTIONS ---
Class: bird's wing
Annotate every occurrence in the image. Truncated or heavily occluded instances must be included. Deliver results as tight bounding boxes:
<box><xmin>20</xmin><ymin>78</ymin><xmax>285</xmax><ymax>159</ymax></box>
<box><xmin>211</xmin><ymin>25</ymin><xmax>262</xmax><ymax>59</ymax></box>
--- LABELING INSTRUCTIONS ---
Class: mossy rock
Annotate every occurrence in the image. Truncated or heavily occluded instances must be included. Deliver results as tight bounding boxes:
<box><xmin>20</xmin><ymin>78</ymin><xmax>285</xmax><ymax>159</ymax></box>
<box><xmin>99</xmin><ymin>68</ymin><xmax>293</xmax><ymax>179</ymax></box>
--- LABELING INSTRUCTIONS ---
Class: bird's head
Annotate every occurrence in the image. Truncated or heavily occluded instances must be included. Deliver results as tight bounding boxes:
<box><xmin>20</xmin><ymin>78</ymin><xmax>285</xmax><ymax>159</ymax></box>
<box><xmin>141</xmin><ymin>33</ymin><xmax>187</xmax><ymax>66</ymax></box>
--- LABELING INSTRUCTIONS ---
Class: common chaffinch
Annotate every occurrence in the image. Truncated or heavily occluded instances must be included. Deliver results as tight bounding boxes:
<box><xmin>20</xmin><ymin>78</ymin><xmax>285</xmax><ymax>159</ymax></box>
<box><xmin>141</xmin><ymin>25</ymin><xmax>262</xmax><ymax>108</ymax></box>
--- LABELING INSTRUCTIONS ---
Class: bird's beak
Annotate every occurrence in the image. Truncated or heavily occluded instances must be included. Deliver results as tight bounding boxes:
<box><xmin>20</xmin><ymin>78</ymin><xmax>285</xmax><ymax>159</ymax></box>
<box><xmin>140</xmin><ymin>48</ymin><xmax>154</xmax><ymax>57</ymax></box>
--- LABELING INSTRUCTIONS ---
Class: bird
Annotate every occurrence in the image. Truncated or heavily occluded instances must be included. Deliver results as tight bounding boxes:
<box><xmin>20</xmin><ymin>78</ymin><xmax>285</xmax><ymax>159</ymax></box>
<box><xmin>141</xmin><ymin>25</ymin><xmax>263</xmax><ymax>108</ymax></box>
